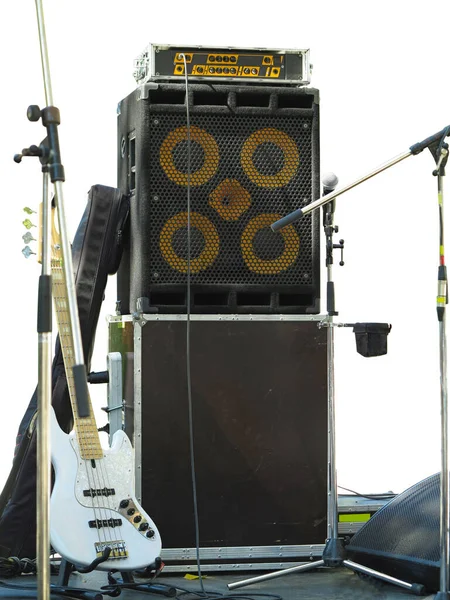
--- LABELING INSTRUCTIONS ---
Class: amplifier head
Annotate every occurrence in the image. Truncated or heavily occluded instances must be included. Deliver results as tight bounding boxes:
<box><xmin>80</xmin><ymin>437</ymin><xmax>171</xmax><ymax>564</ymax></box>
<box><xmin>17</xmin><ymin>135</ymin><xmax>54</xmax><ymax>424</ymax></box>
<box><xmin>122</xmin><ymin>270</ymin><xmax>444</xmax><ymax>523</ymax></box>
<box><xmin>133</xmin><ymin>44</ymin><xmax>311</xmax><ymax>87</ymax></box>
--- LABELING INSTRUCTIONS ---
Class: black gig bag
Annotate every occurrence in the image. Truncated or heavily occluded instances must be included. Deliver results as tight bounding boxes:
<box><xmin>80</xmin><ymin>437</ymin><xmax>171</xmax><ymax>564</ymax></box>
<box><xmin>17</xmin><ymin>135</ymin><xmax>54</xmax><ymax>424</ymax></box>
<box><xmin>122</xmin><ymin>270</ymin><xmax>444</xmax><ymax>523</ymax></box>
<box><xmin>0</xmin><ymin>184</ymin><xmax>129</xmax><ymax>559</ymax></box>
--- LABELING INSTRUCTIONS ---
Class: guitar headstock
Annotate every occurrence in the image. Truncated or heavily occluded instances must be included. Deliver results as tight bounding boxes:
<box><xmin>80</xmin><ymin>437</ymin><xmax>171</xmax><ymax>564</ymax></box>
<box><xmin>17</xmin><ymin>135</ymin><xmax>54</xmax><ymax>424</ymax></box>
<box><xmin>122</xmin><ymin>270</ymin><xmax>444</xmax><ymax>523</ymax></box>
<box><xmin>22</xmin><ymin>203</ymin><xmax>61</xmax><ymax>264</ymax></box>
<box><xmin>21</xmin><ymin>207</ymin><xmax>37</xmax><ymax>259</ymax></box>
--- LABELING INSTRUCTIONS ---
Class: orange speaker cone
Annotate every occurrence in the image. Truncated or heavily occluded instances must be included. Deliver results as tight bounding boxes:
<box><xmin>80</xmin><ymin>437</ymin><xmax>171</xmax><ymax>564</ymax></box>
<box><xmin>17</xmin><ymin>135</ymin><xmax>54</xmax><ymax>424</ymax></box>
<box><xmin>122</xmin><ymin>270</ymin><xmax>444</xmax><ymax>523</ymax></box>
<box><xmin>160</xmin><ymin>125</ymin><xmax>219</xmax><ymax>187</ymax></box>
<box><xmin>160</xmin><ymin>212</ymin><xmax>220</xmax><ymax>274</ymax></box>
<box><xmin>241</xmin><ymin>213</ymin><xmax>300</xmax><ymax>274</ymax></box>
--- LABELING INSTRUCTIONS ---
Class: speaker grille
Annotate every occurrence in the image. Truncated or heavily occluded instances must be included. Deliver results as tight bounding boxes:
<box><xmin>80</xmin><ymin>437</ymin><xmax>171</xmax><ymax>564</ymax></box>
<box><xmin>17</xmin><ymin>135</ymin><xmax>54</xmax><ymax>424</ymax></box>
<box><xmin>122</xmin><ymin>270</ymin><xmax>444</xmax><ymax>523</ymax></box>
<box><xmin>347</xmin><ymin>473</ymin><xmax>441</xmax><ymax>591</ymax></box>
<box><xmin>117</xmin><ymin>84</ymin><xmax>320</xmax><ymax>314</ymax></box>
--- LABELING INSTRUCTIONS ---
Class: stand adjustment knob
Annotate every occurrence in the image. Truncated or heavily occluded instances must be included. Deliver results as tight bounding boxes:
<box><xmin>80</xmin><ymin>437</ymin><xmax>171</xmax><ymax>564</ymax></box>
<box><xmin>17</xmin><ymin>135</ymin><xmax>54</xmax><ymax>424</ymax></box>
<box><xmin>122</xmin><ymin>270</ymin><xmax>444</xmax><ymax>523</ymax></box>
<box><xmin>27</xmin><ymin>105</ymin><xmax>42</xmax><ymax>122</ymax></box>
<box><xmin>333</xmin><ymin>239</ymin><xmax>345</xmax><ymax>266</ymax></box>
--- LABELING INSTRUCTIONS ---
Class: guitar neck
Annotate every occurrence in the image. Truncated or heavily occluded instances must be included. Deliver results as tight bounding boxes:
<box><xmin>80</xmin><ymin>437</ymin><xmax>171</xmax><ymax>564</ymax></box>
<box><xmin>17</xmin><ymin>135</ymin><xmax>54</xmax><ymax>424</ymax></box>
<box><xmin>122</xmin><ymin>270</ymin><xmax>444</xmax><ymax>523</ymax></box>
<box><xmin>51</xmin><ymin>259</ymin><xmax>103</xmax><ymax>460</ymax></box>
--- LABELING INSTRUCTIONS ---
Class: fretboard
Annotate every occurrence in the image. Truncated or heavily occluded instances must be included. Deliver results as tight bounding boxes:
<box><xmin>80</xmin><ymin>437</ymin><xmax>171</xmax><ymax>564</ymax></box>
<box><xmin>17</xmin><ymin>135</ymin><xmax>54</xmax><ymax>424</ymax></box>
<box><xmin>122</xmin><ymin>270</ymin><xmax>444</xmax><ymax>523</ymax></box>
<box><xmin>51</xmin><ymin>259</ymin><xmax>103</xmax><ymax>460</ymax></box>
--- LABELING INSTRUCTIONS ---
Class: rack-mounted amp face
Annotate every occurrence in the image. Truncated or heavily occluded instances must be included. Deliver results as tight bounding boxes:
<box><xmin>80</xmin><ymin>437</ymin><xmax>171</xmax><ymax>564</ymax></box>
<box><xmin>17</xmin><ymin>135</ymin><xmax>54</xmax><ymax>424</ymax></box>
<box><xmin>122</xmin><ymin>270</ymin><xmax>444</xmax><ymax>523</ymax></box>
<box><xmin>133</xmin><ymin>44</ymin><xmax>311</xmax><ymax>86</ymax></box>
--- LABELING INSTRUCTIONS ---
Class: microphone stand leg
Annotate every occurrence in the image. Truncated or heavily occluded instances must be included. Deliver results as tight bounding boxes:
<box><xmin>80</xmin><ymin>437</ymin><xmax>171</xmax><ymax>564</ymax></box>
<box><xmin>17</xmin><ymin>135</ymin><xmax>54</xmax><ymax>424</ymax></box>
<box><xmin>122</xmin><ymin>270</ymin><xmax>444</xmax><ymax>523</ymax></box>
<box><xmin>227</xmin><ymin>560</ymin><xmax>325</xmax><ymax>590</ymax></box>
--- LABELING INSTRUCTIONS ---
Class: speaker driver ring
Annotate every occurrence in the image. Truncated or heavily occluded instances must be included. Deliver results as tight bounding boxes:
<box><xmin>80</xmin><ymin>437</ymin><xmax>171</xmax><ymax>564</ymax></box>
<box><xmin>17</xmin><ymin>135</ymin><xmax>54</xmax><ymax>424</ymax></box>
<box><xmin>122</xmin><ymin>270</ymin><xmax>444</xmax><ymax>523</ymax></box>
<box><xmin>241</xmin><ymin>213</ymin><xmax>300</xmax><ymax>274</ymax></box>
<box><xmin>160</xmin><ymin>212</ymin><xmax>220</xmax><ymax>273</ymax></box>
<box><xmin>160</xmin><ymin>125</ymin><xmax>219</xmax><ymax>187</ymax></box>
<box><xmin>240</xmin><ymin>127</ymin><xmax>299</xmax><ymax>188</ymax></box>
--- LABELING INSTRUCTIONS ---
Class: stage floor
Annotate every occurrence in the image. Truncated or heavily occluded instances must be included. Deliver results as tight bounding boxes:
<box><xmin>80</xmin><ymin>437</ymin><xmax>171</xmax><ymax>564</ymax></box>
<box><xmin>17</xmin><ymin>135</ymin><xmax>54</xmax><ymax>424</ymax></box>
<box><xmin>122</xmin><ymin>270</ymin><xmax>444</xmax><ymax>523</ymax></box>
<box><xmin>0</xmin><ymin>567</ymin><xmax>434</xmax><ymax>599</ymax></box>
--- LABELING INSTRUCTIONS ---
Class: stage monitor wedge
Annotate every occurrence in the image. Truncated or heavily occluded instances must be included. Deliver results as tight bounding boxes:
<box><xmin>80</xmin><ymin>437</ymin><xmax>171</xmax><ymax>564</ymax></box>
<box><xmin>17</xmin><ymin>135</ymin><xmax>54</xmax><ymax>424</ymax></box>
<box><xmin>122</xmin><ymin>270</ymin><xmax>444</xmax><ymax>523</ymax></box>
<box><xmin>347</xmin><ymin>473</ymin><xmax>441</xmax><ymax>593</ymax></box>
<box><xmin>117</xmin><ymin>83</ymin><xmax>320</xmax><ymax>315</ymax></box>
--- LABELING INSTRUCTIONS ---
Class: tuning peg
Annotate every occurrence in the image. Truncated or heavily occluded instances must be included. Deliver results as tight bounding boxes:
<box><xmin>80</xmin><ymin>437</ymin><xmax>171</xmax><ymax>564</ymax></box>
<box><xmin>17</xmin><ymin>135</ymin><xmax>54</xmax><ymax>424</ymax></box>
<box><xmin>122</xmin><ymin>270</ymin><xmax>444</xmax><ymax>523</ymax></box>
<box><xmin>23</xmin><ymin>207</ymin><xmax>37</xmax><ymax>215</ymax></box>
<box><xmin>22</xmin><ymin>218</ymin><xmax>36</xmax><ymax>230</ymax></box>
<box><xmin>22</xmin><ymin>246</ymin><xmax>36</xmax><ymax>259</ymax></box>
<box><xmin>22</xmin><ymin>232</ymin><xmax>36</xmax><ymax>244</ymax></box>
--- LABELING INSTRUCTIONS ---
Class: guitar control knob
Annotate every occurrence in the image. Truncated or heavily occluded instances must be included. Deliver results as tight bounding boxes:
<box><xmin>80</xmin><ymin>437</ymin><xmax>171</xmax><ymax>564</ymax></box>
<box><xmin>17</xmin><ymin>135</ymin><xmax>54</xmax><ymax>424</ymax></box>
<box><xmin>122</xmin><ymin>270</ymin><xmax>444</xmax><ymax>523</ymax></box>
<box><xmin>120</xmin><ymin>500</ymin><xmax>130</xmax><ymax>509</ymax></box>
<box><xmin>139</xmin><ymin>522</ymin><xmax>149</xmax><ymax>531</ymax></box>
<box><xmin>127</xmin><ymin>508</ymin><xmax>136</xmax><ymax>516</ymax></box>
<box><xmin>146</xmin><ymin>529</ymin><xmax>155</xmax><ymax>538</ymax></box>
<box><xmin>133</xmin><ymin>515</ymin><xmax>142</xmax><ymax>524</ymax></box>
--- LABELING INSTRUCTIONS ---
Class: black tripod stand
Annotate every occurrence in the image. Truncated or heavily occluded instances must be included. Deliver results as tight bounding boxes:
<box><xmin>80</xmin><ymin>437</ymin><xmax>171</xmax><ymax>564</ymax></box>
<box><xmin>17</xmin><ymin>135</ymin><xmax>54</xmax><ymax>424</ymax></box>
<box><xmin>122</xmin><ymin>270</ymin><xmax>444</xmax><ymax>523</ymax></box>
<box><xmin>227</xmin><ymin>128</ymin><xmax>450</xmax><ymax>597</ymax></box>
<box><xmin>228</xmin><ymin>171</ymin><xmax>426</xmax><ymax>595</ymax></box>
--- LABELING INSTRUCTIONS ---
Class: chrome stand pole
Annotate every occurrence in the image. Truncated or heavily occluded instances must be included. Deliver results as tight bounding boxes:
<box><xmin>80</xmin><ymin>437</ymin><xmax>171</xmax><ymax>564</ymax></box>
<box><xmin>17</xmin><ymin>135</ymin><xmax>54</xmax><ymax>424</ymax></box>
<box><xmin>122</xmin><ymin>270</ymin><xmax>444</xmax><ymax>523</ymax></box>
<box><xmin>326</xmin><ymin>267</ymin><xmax>338</xmax><ymax>543</ymax></box>
<box><xmin>34</xmin><ymin>0</ymin><xmax>88</xmax><ymax>403</ymax></box>
<box><xmin>438</xmin><ymin>308</ymin><xmax>449</xmax><ymax>598</ymax></box>
<box><xmin>434</xmin><ymin>152</ymin><xmax>450</xmax><ymax>600</ymax></box>
<box><xmin>36</xmin><ymin>170</ymin><xmax>52</xmax><ymax>600</ymax></box>
<box><xmin>29</xmin><ymin>2</ymin><xmax>91</xmax><ymax>598</ymax></box>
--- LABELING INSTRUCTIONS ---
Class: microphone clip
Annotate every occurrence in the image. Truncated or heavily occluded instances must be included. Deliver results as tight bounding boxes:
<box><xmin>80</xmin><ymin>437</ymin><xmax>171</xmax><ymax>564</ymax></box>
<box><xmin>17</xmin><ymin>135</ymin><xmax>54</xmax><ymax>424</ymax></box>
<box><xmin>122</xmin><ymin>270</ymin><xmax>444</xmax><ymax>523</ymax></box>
<box><xmin>333</xmin><ymin>238</ymin><xmax>345</xmax><ymax>267</ymax></box>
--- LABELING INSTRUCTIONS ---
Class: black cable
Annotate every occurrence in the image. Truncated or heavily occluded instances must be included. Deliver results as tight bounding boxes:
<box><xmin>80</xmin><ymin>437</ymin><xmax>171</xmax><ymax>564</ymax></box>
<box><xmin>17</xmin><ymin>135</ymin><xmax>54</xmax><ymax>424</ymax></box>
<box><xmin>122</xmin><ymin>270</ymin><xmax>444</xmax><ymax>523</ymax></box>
<box><xmin>101</xmin><ymin>578</ymin><xmax>283</xmax><ymax>600</ymax></box>
<box><xmin>180</xmin><ymin>53</ymin><xmax>205</xmax><ymax>596</ymax></box>
<box><xmin>177</xmin><ymin>595</ymin><xmax>282</xmax><ymax>600</ymax></box>
<box><xmin>176</xmin><ymin>590</ymin><xmax>282</xmax><ymax>600</ymax></box>
<box><xmin>0</xmin><ymin>579</ymin><xmax>118</xmax><ymax>599</ymax></box>
<box><xmin>338</xmin><ymin>485</ymin><xmax>396</xmax><ymax>501</ymax></box>
<box><xmin>177</xmin><ymin>56</ymin><xmax>282</xmax><ymax>600</ymax></box>
<box><xmin>0</xmin><ymin>556</ymin><xmax>39</xmax><ymax>577</ymax></box>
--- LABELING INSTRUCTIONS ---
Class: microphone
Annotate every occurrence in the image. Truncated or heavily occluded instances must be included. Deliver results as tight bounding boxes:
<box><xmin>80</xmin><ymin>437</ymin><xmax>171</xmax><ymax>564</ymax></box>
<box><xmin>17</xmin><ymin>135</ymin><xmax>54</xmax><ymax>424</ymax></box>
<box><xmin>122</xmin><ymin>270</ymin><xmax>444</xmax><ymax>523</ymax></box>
<box><xmin>322</xmin><ymin>172</ymin><xmax>339</xmax><ymax>221</ymax></box>
<box><xmin>272</xmin><ymin>172</ymin><xmax>340</xmax><ymax>232</ymax></box>
<box><xmin>322</xmin><ymin>171</ymin><xmax>339</xmax><ymax>193</ymax></box>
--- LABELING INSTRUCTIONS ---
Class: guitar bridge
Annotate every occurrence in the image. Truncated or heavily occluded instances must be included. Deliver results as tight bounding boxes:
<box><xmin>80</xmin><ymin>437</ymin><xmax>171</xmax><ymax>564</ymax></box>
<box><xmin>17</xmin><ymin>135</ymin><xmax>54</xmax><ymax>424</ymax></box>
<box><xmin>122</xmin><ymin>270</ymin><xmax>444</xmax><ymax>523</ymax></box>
<box><xmin>95</xmin><ymin>540</ymin><xmax>128</xmax><ymax>559</ymax></box>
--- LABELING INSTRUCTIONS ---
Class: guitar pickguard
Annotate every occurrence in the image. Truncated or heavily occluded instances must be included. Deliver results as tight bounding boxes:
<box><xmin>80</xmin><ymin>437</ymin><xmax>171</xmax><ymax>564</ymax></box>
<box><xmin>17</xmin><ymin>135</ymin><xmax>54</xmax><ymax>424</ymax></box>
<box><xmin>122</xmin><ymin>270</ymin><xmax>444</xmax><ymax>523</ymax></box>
<box><xmin>68</xmin><ymin>430</ymin><xmax>156</xmax><ymax>540</ymax></box>
<box><xmin>71</xmin><ymin>430</ymin><xmax>133</xmax><ymax>510</ymax></box>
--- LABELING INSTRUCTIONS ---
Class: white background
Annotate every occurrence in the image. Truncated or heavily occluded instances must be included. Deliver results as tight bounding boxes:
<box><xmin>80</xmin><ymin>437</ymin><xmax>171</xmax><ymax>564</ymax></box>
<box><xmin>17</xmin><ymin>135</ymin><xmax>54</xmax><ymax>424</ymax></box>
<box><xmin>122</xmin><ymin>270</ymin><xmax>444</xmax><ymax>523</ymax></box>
<box><xmin>0</xmin><ymin>0</ymin><xmax>449</xmax><ymax>497</ymax></box>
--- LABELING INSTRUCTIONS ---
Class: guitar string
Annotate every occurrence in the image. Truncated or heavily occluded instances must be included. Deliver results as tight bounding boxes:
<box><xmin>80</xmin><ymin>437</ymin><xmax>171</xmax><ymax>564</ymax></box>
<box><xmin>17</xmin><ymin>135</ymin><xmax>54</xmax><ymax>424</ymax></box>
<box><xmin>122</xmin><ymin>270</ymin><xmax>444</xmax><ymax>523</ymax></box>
<box><xmin>93</xmin><ymin>439</ymin><xmax>132</xmax><ymax>553</ymax></box>
<box><xmin>52</xmin><ymin>252</ymin><xmax>152</xmax><ymax>561</ymax></box>
<box><xmin>59</xmin><ymin>345</ymin><xmax>113</xmax><ymax>551</ymax></box>
<box><xmin>80</xmin><ymin>354</ymin><xmax>155</xmax><ymax>556</ymax></box>
<box><xmin>85</xmin><ymin>457</ymin><xmax>118</xmax><ymax>551</ymax></box>
<box><xmin>52</xmin><ymin>265</ymin><xmax>112</xmax><ymax>552</ymax></box>
<box><xmin>95</xmin><ymin>432</ymin><xmax>137</xmax><ymax>542</ymax></box>
<box><xmin>74</xmin><ymin>366</ymin><xmax>152</xmax><ymax>557</ymax></box>
<box><xmin>53</xmin><ymin>263</ymin><xmax>138</xmax><ymax>558</ymax></box>
<box><xmin>84</xmin><ymin>431</ymin><xmax>129</xmax><ymax>553</ymax></box>
<box><xmin>52</xmin><ymin>269</ymin><xmax>105</xmax><ymax>536</ymax></box>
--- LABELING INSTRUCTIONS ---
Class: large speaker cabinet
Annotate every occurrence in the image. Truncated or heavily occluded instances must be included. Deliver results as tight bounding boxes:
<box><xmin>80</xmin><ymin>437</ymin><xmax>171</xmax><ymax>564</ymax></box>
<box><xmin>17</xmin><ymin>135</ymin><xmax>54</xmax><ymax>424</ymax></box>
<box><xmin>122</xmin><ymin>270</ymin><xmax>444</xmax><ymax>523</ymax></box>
<box><xmin>109</xmin><ymin>315</ymin><xmax>328</xmax><ymax>569</ymax></box>
<box><xmin>116</xmin><ymin>83</ymin><xmax>320</xmax><ymax>315</ymax></box>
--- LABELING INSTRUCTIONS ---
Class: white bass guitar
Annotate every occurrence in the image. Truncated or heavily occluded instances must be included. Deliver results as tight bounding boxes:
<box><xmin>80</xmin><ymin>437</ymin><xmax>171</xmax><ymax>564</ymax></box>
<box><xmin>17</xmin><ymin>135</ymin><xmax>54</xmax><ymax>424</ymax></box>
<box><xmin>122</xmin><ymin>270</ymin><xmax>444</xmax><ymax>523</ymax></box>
<box><xmin>47</xmin><ymin>209</ymin><xmax>161</xmax><ymax>571</ymax></box>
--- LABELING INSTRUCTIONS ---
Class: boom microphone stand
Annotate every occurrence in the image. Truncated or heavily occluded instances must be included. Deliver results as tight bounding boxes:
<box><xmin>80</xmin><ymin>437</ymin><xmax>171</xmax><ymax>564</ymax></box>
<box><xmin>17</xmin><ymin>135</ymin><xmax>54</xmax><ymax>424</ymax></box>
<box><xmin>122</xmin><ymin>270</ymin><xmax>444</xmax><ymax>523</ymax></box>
<box><xmin>228</xmin><ymin>126</ymin><xmax>450</xmax><ymax>595</ymax></box>
<box><xmin>14</xmin><ymin>1</ymin><xmax>91</xmax><ymax>599</ymax></box>
<box><xmin>433</xmin><ymin>141</ymin><xmax>449</xmax><ymax>600</ymax></box>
